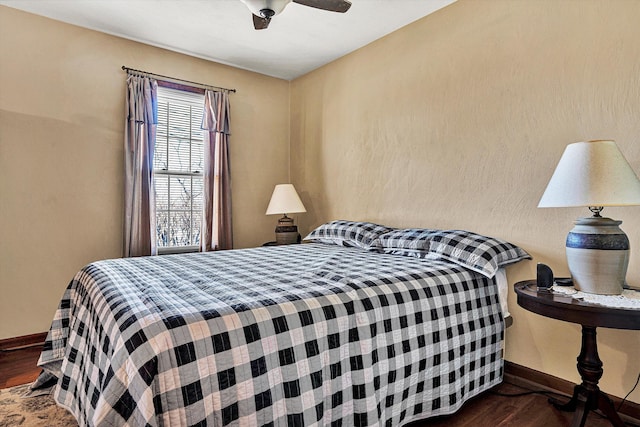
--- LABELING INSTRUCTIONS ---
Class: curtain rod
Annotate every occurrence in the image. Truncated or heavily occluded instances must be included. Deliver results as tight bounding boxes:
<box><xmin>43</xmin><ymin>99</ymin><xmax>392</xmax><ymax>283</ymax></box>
<box><xmin>122</xmin><ymin>66</ymin><xmax>236</xmax><ymax>93</ymax></box>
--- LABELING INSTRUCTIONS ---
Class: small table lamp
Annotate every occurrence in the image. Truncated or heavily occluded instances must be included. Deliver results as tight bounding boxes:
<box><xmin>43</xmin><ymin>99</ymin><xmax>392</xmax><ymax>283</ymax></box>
<box><xmin>265</xmin><ymin>184</ymin><xmax>306</xmax><ymax>245</ymax></box>
<box><xmin>538</xmin><ymin>140</ymin><xmax>640</xmax><ymax>294</ymax></box>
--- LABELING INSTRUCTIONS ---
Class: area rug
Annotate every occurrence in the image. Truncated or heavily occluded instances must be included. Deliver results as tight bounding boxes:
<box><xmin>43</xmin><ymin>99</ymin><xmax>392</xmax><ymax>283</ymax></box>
<box><xmin>0</xmin><ymin>383</ymin><xmax>77</xmax><ymax>427</ymax></box>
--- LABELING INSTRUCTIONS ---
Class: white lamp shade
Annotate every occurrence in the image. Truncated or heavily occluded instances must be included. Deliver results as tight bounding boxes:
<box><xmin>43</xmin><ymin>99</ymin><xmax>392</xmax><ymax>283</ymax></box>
<box><xmin>538</xmin><ymin>140</ymin><xmax>640</xmax><ymax>208</ymax></box>
<box><xmin>266</xmin><ymin>184</ymin><xmax>306</xmax><ymax>215</ymax></box>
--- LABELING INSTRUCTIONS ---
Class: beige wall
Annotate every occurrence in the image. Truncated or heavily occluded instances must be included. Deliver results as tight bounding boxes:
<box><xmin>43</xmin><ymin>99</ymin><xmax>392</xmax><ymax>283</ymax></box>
<box><xmin>0</xmin><ymin>6</ymin><xmax>290</xmax><ymax>339</ymax></box>
<box><xmin>290</xmin><ymin>0</ymin><xmax>640</xmax><ymax>403</ymax></box>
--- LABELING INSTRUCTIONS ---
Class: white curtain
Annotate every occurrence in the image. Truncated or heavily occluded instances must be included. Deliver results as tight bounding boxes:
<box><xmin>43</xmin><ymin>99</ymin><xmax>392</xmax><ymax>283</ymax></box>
<box><xmin>124</xmin><ymin>75</ymin><xmax>158</xmax><ymax>257</ymax></box>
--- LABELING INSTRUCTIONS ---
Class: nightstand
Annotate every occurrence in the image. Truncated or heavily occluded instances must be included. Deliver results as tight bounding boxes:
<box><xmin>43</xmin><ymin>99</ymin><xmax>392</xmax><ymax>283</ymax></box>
<box><xmin>262</xmin><ymin>241</ymin><xmax>300</xmax><ymax>246</ymax></box>
<box><xmin>514</xmin><ymin>280</ymin><xmax>640</xmax><ymax>427</ymax></box>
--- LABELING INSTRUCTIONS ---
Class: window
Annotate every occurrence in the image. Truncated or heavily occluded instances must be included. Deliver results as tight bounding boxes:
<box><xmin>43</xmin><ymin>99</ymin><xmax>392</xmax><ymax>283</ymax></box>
<box><xmin>154</xmin><ymin>86</ymin><xmax>205</xmax><ymax>253</ymax></box>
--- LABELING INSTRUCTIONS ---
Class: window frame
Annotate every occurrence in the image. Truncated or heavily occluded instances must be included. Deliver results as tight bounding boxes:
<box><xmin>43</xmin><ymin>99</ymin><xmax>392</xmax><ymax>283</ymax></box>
<box><xmin>154</xmin><ymin>81</ymin><xmax>206</xmax><ymax>255</ymax></box>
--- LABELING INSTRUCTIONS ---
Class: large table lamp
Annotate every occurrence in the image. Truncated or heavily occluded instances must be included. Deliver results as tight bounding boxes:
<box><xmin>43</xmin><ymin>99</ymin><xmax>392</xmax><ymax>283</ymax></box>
<box><xmin>538</xmin><ymin>140</ymin><xmax>640</xmax><ymax>294</ymax></box>
<box><xmin>266</xmin><ymin>184</ymin><xmax>306</xmax><ymax>245</ymax></box>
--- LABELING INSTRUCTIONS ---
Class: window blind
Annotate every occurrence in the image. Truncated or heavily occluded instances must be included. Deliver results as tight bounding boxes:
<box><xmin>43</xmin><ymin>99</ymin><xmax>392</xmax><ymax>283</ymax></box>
<box><xmin>154</xmin><ymin>86</ymin><xmax>205</xmax><ymax>251</ymax></box>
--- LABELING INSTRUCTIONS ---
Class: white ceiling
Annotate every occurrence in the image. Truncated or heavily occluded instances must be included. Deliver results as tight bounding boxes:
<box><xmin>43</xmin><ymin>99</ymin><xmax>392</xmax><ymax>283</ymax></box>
<box><xmin>1</xmin><ymin>0</ymin><xmax>456</xmax><ymax>80</ymax></box>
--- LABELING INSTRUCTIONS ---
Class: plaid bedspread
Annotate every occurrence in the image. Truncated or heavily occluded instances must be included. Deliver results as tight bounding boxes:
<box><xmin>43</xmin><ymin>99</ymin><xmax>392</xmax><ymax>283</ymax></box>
<box><xmin>37</xmin><ymin>243</ymin><xmax>505</xmax><ymax>427</ymax></box>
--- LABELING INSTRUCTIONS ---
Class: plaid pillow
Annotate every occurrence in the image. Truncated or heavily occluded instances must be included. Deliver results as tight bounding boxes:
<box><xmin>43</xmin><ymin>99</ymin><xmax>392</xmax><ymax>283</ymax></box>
<box><xmin>426</xmin><ymin>229</ymin><xmax>531</xmax><ymax>278</ymax></box>
<box><xmin>377</xmin><ymin>228</ymin><xmax>440</xmax><ymax>258</ymax></box>
<box><xmin>304</xmin><ymin>220</ymin><xmax>394</xmax><ymax>251</ymax></box>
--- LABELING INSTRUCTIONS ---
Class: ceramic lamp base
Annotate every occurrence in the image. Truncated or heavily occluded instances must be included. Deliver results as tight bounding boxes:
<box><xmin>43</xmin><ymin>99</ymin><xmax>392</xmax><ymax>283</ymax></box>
<box><xmin>566</xmin><ymin>216</ymin><xmax>629</xmax><ymax>295</ymax></box>
<box><xmin>274</xmin><ymin>215</ymin><xmax>299</xmax><ymax>245</ymax></box>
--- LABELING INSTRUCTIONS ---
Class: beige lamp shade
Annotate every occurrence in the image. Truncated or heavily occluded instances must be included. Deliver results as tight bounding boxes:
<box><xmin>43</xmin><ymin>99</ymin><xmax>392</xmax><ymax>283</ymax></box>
<box><xmin>538</xmin><ymin>140</ymin><xmax>640</xmax><ymax>208</ymax></box>
<box><xmin>266</xmin><ymin>184</ymin><xmax>306</xmax><ymax>215</ymax></box>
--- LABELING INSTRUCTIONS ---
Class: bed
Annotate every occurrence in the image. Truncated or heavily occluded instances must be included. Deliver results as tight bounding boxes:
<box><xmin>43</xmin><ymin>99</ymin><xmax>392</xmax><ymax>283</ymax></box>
<box><xmin>35</xmin><ymin>221</ymin><xmax>530</xmax><ymax>426</ymax></box>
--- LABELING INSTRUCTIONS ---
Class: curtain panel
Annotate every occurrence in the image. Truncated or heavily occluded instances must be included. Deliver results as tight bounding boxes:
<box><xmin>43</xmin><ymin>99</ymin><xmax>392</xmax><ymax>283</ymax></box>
<box><xmin>201</xmin><ymin>90</ymin><xmax>233</xmax><ymax>251</ymax></box>
<box><xmin>124</xmin><ymin>75</ymin><xmax>158</xmax><ymax>257</ymax></box>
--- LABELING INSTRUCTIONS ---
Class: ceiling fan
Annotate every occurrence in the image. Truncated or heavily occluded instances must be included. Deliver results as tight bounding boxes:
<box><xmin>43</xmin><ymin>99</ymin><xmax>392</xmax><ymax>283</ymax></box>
<box><xmin>240</xmin><ymin>0</ymin><xmax>352</xmax><ymax>30</ymax></box>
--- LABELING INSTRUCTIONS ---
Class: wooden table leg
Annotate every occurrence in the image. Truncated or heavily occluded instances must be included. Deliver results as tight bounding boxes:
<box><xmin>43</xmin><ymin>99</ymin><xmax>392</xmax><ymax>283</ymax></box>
<box><xmin>549</xmin><ymin>326</ymin><xmax>625</xmax><ymax>427</ymax></box>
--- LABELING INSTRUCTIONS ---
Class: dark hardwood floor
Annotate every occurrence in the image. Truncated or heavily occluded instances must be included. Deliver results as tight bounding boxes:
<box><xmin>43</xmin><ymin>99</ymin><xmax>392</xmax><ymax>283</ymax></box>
<box><xmin>0</xmin><ymin>345</ymin><xmax>43</xmax><ymax>389</ymax></box>
<box><xmin>1</xmin><ymin>343</ymin><xmax>637</xmax><ymax>426</ymax></box>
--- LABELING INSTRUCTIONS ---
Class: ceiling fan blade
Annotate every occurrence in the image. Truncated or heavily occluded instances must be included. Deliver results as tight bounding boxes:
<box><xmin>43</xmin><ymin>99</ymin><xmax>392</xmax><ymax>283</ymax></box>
<box><xmin>252</xmin><ymin>13</ymin><xmax>271</xmax><ymax>29</ymax></box>
<box><xmin>292</xmin><ymin>0</ymin><xmax>351</xmax><ymax>13</ymax></box>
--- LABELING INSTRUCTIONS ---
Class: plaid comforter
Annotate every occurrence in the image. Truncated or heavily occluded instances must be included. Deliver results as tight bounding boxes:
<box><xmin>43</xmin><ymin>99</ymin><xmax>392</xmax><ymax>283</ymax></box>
<box><xmin>38</xmin><ymin>243</ymin><xmax>505</xmax><ymax>427</ymax></box>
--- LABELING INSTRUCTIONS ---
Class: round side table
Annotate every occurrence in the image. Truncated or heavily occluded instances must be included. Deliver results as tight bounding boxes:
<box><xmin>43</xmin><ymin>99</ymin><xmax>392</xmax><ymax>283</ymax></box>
<box><xmin>514</xmin><ymin>280</ymin><xmax>640</xmax><ymax>427</ymax></box>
